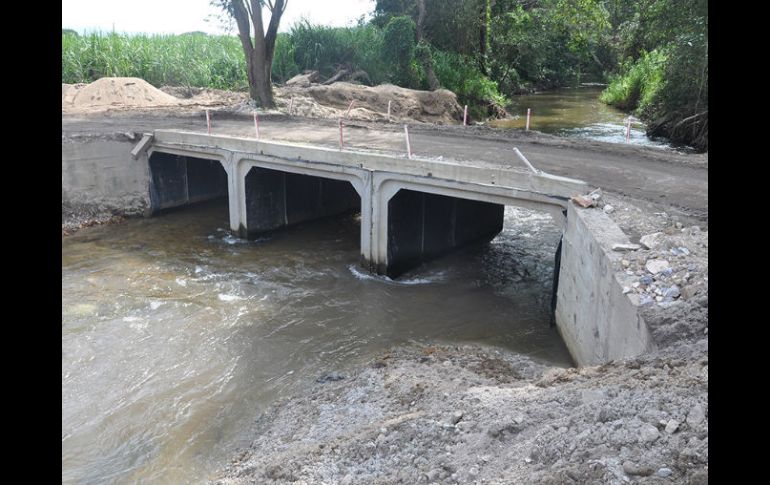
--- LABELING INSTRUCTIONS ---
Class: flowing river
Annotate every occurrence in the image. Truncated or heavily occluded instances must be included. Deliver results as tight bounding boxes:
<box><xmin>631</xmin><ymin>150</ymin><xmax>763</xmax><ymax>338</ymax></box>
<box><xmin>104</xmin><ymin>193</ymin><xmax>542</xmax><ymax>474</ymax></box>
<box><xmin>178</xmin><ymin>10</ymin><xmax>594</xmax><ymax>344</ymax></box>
<box><xmin>489</xmin><ymin>85</ymin><xmax>683</xmax><ymax>150</ymax></box>
<box><xmin>62</xmin><ymin>197</ymin><xmax>572</xmax><ymax>483</ymax></box>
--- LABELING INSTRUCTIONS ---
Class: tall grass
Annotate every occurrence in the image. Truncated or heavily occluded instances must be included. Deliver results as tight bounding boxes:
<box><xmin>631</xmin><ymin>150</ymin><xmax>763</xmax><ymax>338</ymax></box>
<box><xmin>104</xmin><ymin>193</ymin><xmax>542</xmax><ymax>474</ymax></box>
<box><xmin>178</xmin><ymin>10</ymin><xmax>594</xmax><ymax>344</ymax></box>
<box><xmin>62</xmin><ymin>26</ymin><xmax>506</xmax><ymax>117</ymax></box>
<box><xmin>62</xmin><ymin>31</ymin><xmax>247</xmax><ymax>90</ymax></box>
<box><xmin>600</xmin><ymin>49</ymin><xmax>667</xmax><ymax>114</ymax></box>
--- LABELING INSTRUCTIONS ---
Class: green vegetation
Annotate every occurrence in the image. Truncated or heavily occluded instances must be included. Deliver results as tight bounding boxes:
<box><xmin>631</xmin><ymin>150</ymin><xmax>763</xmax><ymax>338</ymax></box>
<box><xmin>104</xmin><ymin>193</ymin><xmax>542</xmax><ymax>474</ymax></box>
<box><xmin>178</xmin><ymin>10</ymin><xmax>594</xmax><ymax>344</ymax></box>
<box><xmin>62</xmin><ymin>31</ymin><xmax>247</xmax><ymax>90</ymax></box>
<box><xmin>600</xmin><ymin>49</ymin><xmax>666</xmax><ymax>112</ymax></box>
<box><xmin>598</xmin><ymin>0</ymin><xmax>707</xmax><ymax>150</ymax></box>
<box><xmin>62</xmin><ymin>0</ymin><xmax>706</xmax><ymax>150</ymax></box>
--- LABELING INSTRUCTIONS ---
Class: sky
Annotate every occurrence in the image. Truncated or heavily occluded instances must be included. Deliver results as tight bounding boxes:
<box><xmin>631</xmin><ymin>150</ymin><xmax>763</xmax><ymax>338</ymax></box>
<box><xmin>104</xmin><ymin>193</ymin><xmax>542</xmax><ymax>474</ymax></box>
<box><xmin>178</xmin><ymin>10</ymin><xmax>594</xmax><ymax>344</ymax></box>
<box><xmin>62</xmin><ymin>0</ymin><xmax>375</xmax><ymax>35</ymax></box>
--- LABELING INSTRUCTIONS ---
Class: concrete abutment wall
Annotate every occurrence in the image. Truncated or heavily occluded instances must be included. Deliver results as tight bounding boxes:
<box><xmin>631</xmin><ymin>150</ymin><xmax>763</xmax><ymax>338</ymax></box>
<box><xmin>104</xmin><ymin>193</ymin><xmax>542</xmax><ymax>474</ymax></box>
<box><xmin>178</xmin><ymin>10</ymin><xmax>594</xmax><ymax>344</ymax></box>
<box><xmin>555</xmin><ymin>203</ymin><xmax>656</xmax><ymax>366</ymax></box>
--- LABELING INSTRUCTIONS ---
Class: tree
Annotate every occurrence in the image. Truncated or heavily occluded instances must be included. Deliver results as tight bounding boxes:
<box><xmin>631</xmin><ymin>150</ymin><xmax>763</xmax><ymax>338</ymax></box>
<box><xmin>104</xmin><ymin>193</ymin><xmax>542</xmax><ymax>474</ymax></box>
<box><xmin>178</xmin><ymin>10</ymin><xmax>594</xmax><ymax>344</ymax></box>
<box><xmin>214</xmin><ymin>0</ymin><xmax>287</xmax><ymax>108</ymax></box>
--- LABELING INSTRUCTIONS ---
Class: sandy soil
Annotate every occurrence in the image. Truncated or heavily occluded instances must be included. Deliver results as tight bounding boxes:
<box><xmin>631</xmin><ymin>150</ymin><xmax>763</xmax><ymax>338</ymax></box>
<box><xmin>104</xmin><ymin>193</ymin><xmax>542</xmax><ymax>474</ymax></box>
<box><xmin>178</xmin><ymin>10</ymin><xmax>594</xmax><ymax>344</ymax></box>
<box><xmin>62</xmin><ymin>77</ymin><xmax>464</xmax><ymax>124</ymax></box>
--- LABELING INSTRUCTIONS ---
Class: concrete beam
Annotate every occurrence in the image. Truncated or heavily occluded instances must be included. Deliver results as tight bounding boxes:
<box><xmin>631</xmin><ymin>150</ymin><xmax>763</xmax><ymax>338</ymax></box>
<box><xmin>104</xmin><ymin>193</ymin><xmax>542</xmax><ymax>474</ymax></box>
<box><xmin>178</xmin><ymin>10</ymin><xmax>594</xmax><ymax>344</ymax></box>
<box><xmin>131</xmin><ymin>133</ymin><xmax>154</xmax><ymax>160</ymax></box>
<box><xmin>151</xmin><ymin>130</ymin><xmax>589</xmax><ymax>202</ymax></box>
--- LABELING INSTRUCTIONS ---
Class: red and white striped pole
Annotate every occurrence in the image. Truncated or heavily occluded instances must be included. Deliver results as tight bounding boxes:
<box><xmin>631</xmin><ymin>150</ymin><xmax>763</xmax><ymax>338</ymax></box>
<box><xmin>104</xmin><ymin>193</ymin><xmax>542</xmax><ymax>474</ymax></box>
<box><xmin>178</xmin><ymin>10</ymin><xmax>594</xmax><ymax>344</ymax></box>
<box><xmin>254</xmin><ymin>112</ymin><xmax>260</xmax><ymax>140</ymax></box>
<box><xmin>339</xmin><ymin>118</ymin><xmax>344</xmax><ymax>150</ymax></box>
<box><xmin>463</xmin><ymin>105</ymin><xmax>468</xmax><ymax>126</ymax></box>
<box><xmin>206</xmin><ymin>109</ymin><xmax>211</xmax><ymax>134</ymax></box>
<box><xmin>345</xmin><ymin>99</ymin><xmax>355</xmax><ymax>118</ymax></box>
<box><xmin>525</xmin><ymin>108</ymin><xmax>531</xmax><ymax>131</ymax></box>
<box><xmin>289</xmin><ymin>96</ymin><xmax>294</xmax><ymax>115</ymax></box>
<box><xmin>404</xmin><ymin>124</ymin><xmax>412</xmax><ymax>159</ymax></box>
<box><xmin>625</xmin><ymin>118</ymin><xmax>631</xmax><ymax>143</ymax></box>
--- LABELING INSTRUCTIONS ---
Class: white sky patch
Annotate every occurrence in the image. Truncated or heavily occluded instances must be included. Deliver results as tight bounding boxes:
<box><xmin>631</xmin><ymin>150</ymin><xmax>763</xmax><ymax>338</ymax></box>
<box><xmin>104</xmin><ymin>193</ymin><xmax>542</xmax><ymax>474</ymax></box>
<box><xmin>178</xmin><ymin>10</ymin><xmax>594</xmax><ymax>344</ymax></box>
<box><xmin>62</xmin><ymin>0</ymin><xmax>375</xmax><ymax>35</ymax></box>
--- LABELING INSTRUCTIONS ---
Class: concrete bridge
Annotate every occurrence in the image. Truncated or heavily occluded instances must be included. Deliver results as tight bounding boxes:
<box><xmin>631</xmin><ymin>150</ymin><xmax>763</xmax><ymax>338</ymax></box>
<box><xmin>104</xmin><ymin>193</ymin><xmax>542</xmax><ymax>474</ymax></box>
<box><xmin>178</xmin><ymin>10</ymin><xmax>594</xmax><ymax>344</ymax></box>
<box><xmin>139</xmin><ymin>130</ymin><xmax>588</xmax><ymax>278</ymax></box>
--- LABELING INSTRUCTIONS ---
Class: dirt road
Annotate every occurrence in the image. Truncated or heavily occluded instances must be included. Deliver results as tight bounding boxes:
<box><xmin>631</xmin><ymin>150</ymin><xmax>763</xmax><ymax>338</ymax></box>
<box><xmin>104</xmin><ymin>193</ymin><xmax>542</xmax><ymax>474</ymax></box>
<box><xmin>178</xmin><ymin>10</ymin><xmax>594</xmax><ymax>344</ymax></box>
<box><xmin>62</xmin><ymin>113</ymin><xmax>708</xmax><ymax>222</ymax></box>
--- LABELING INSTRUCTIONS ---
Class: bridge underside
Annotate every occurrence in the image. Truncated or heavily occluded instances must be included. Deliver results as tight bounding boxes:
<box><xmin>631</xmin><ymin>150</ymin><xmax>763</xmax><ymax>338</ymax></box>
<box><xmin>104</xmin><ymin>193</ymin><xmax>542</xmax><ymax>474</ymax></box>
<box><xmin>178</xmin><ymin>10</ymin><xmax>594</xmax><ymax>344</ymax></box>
<box><xmin>242</xmin><ymin>167</ymin><xmax>360</xmax><ymax>239</ymax></box>
<box><xmin>148</xmin><ymin>152</ymin><xmax>228</xmax><ymax>212</ymax></box>
<box><xmin>385</xmin><ymin>190</ymin><xmax>504</xmax><ymax>278</ymax></box>
<box><xmin>145</xmin><ymin>131</ymin><xmax>586</xmax><ymax>278</ymax></box>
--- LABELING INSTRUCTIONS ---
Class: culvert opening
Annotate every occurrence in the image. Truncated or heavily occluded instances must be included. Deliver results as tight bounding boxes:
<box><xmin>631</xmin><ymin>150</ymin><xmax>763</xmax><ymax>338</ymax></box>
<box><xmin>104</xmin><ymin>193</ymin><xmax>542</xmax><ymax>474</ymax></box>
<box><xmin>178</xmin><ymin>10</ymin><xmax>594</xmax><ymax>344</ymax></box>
<box><xmin>242</xmin><ymin>166</ymin><xmax>361</xmax><ymax>243</ymax></box>
<box><xmin>148</xmin><ymin>152</ymin><xmax>229</xmax><ymax>215</ymax></box>
<box><xmin>385</xmin><ymin>189</ymin><xmax>564</xmax><ymax>325</ymax></box>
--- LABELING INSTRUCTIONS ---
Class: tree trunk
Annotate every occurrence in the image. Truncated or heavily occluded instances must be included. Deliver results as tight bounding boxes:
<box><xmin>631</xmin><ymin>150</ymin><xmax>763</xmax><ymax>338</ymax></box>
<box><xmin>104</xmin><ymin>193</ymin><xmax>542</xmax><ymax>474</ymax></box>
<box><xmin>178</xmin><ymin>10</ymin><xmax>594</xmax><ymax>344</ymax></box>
<box><xmin>416</xmin><ymin>0</ymin><xmax>439</xmax><ymax>90</ymax></box>
<box><xmin>230</xmin><ymin>0</ymin><xmax>285</xmax><ymax>109</ymax></box>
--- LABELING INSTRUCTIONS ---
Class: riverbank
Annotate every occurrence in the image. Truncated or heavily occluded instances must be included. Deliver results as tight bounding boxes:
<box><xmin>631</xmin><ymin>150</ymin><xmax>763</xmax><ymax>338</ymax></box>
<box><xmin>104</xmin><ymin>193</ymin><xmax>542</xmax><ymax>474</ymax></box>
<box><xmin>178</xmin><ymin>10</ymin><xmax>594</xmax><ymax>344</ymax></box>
<box><xmin>215</xmin><ymin>342</ymin><xmax>707</xmax><ymax>484</ymax></box>
<box><xmin>215</xmin><ymin>195</ymin><xmax>708</xmax><ymax>484</ymax></box>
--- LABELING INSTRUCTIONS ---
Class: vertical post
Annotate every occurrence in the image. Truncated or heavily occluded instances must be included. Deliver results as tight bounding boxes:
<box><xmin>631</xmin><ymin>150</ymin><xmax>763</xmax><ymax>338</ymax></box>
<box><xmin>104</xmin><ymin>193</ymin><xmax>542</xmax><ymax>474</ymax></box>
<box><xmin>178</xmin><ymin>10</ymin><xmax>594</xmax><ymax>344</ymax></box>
<box><xmin>463</xmin><ymin>105</ymin><xmax>468</xmax><ymax>126</ymax></box>
<box><xmin>206</xmin><ymin>109</ymin><xmax>211</xmax><ymax>134</ymax></box>
<box><xmin>254</xmin><ymin>112</ymin><xmax>260</xmax><ymax>140</ymax></box>
<box><xmin>339</xmin><ymin>118</ymin><xmax>344</xmax><ymax>150</ymax></box>
<box><xmin>526</xmin><ymin>108</ymin><xmax>531</xmax><ymax>131</ymax></box>
<box><xmin>625</xmin><ymin>118</ymin><xmax>631</xmax><ymax>143</ymax></box>
<box><xmin>289</xmin><ymin>96</ymin><xmax>294</xmax><ymax>115</ymax></box>
<box><xmin>346</xmin><ymin>99</ymin><xmax>355</xmax><ymax>118</ymax></box>
<box><xmin>387</xmin><ymin>100</ymin><xmax>392</xmax><ymax>121</ymax></box>
<box><xmin>404</xmin><ymin>124</ymin><xmax>412</xmax><ymax>159</ymax></box>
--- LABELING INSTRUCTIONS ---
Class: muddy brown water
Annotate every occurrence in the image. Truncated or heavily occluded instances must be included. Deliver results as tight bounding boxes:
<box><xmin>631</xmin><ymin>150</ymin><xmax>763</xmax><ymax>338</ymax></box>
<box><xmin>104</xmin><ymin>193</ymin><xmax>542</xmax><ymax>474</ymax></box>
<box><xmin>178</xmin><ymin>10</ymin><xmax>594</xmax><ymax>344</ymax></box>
<box><xmin>62</xmin><ymin>199</ymin><xmax>572</xmax><ymax>483</ymax></box>
<box><xmin>489</xmin><ymin>85</ymin><xmax>684</xmax><ymax>150</ymax></box>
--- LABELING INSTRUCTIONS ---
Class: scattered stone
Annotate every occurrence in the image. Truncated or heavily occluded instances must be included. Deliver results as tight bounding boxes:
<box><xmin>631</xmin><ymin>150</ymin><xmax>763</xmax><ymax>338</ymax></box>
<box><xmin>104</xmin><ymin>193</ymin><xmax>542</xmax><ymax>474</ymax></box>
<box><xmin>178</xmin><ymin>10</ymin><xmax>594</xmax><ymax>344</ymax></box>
<box><xmin>451</xmin><ymin>411</ymin><xmax>464</xmax><ymax>425</ymax></box>
<box><xmin>623</xmin><ymin>287</ymin><xmax>631</xmax><ymax>294</ymax></box>
<box><xmin>623</xmin><ymin>461</ymin><xmax>655</xmax><ymax>476</ymax></box>
<box><xmin>581</xmin><ymin>389</ymin><xmax>605</xmax><ymax>404</ymax></box>
<box><xmin>589</xmin><ymin>188</ymin><xmax>603</xmax><ymax>201</ymax></box>
<box><xmin>339</xmin><ymin>475</ymin><xmax>354</xmax><ymax>485</ymax></box>
<box><xmin>670</xmin><ymin>246</ymin><xmax>690</xmax><ymax>256</ymax></box>
<box><xmin>663</xmin><ymin>286</ymin><xmax>680</xmax><ymax>299</ymax></box>
<box><xmin>603</xmin><ymin>204</ymin><xmax>615</xmax><ymax>214</ymax></box>
<box><xmin>680</xmin><ymin>285</ymin><xmax>699</xmax><ymax>300</ymax></box>
<box><xmin>639</xmin><ymin>423</ymin><xmax>660</xmax><ymax>443</ymax></box>
<box><xmin>621</xmin><ymin>259</ymin><xmax>631</xmax><ymax>268</ymax></box>
<box><xmin>315</xmin><ymin>371</ymin><xmax>346</xmax><ymax>383</ymax></box>
<box><xmin>657</xmin><ymin>467</ymin><xmax>673</xmax><ymax>478</ymax></box>
<box><xmin>687</xmin><ymin>404</ymin><xmax>705</xmax><ymax>426</ymax></box>
<box><xmin>665</xmin><ymin>420</ymin><xmax>680</xmax><ymax>434</ymax></box>
<box><xmin>640</xmin><ymin>275</ymin><xmax>654</xmax><ymax>285</ymax></box>
<box><xmin>612</xmin><ymin>243</ymin><xmax>641</xmax><ymax>252</ymax></box>
<box><xmin>640</xmin><ymin>232</ymin><xmax>666</xmax><ymax>250</ymax></box>
<box><xmin>571</xmin><ymin>195</ymin><xmax>596</xmax><ymax>208</ymax></box>
<box><xmin>645</xmin><ymin>259</ymin><xmax>670</xmax><ymax>275</ymax></box>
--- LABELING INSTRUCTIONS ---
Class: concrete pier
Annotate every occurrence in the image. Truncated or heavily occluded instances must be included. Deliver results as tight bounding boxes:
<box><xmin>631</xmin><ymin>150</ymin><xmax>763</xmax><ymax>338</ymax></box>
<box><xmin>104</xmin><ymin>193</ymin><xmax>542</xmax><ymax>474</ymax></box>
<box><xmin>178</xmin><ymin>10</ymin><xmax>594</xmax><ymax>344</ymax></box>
<box><xmin>143</xmin><ymin>130</ymin><xmax>587</xmax><ymax>276</ymax></box>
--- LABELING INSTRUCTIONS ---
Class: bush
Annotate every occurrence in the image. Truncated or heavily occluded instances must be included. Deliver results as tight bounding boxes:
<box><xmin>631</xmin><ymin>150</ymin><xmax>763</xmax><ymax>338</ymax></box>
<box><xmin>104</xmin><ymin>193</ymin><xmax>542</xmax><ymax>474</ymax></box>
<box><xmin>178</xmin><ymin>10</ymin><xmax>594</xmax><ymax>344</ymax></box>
<box><xmin>600</xmin><ymin>48</ymin><xmax>666</xmax><ymax>113</ymax></box>
<box><xmin>432</xmin><ymin>49</ymin><xmax>507</xmax><ymax>118</ymax></box>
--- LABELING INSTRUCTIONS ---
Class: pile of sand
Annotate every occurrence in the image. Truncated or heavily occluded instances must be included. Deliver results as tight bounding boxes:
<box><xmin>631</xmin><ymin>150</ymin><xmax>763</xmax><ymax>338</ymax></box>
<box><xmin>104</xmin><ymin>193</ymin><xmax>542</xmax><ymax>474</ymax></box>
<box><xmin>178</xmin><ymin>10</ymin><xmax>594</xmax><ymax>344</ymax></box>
<box><xmin>278</xmin><ymin>82</ymin><xmax>464</xmax><ymax>124</ymax></box>
<box><xmin>63</xmin><ymin>77</ymin><xmax>181</xmax><ymax>108</ymax></box>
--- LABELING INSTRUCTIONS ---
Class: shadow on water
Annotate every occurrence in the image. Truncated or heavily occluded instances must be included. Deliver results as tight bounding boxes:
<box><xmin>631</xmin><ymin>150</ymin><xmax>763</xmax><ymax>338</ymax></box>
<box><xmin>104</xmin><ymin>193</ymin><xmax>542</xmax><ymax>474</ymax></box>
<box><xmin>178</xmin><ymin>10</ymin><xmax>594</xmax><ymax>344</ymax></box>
<box><xmin>62</xmin><ymin>199</ymin><xmax>572</xmax><ymax>483</ymax></box>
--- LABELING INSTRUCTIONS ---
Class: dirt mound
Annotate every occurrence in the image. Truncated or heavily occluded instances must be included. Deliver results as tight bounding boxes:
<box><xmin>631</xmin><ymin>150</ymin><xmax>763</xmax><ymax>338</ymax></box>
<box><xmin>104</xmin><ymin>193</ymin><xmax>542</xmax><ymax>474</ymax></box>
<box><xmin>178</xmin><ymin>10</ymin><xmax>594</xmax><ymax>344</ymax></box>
<box><xmin>278</xmin><ymin>82</ymin><xmax>463</xmax><ymax>124</ymax></box>
<box><xmin>69</xmin><ymin>77</ymin><xmax>181</xmax><ymax>108</ymax></box>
